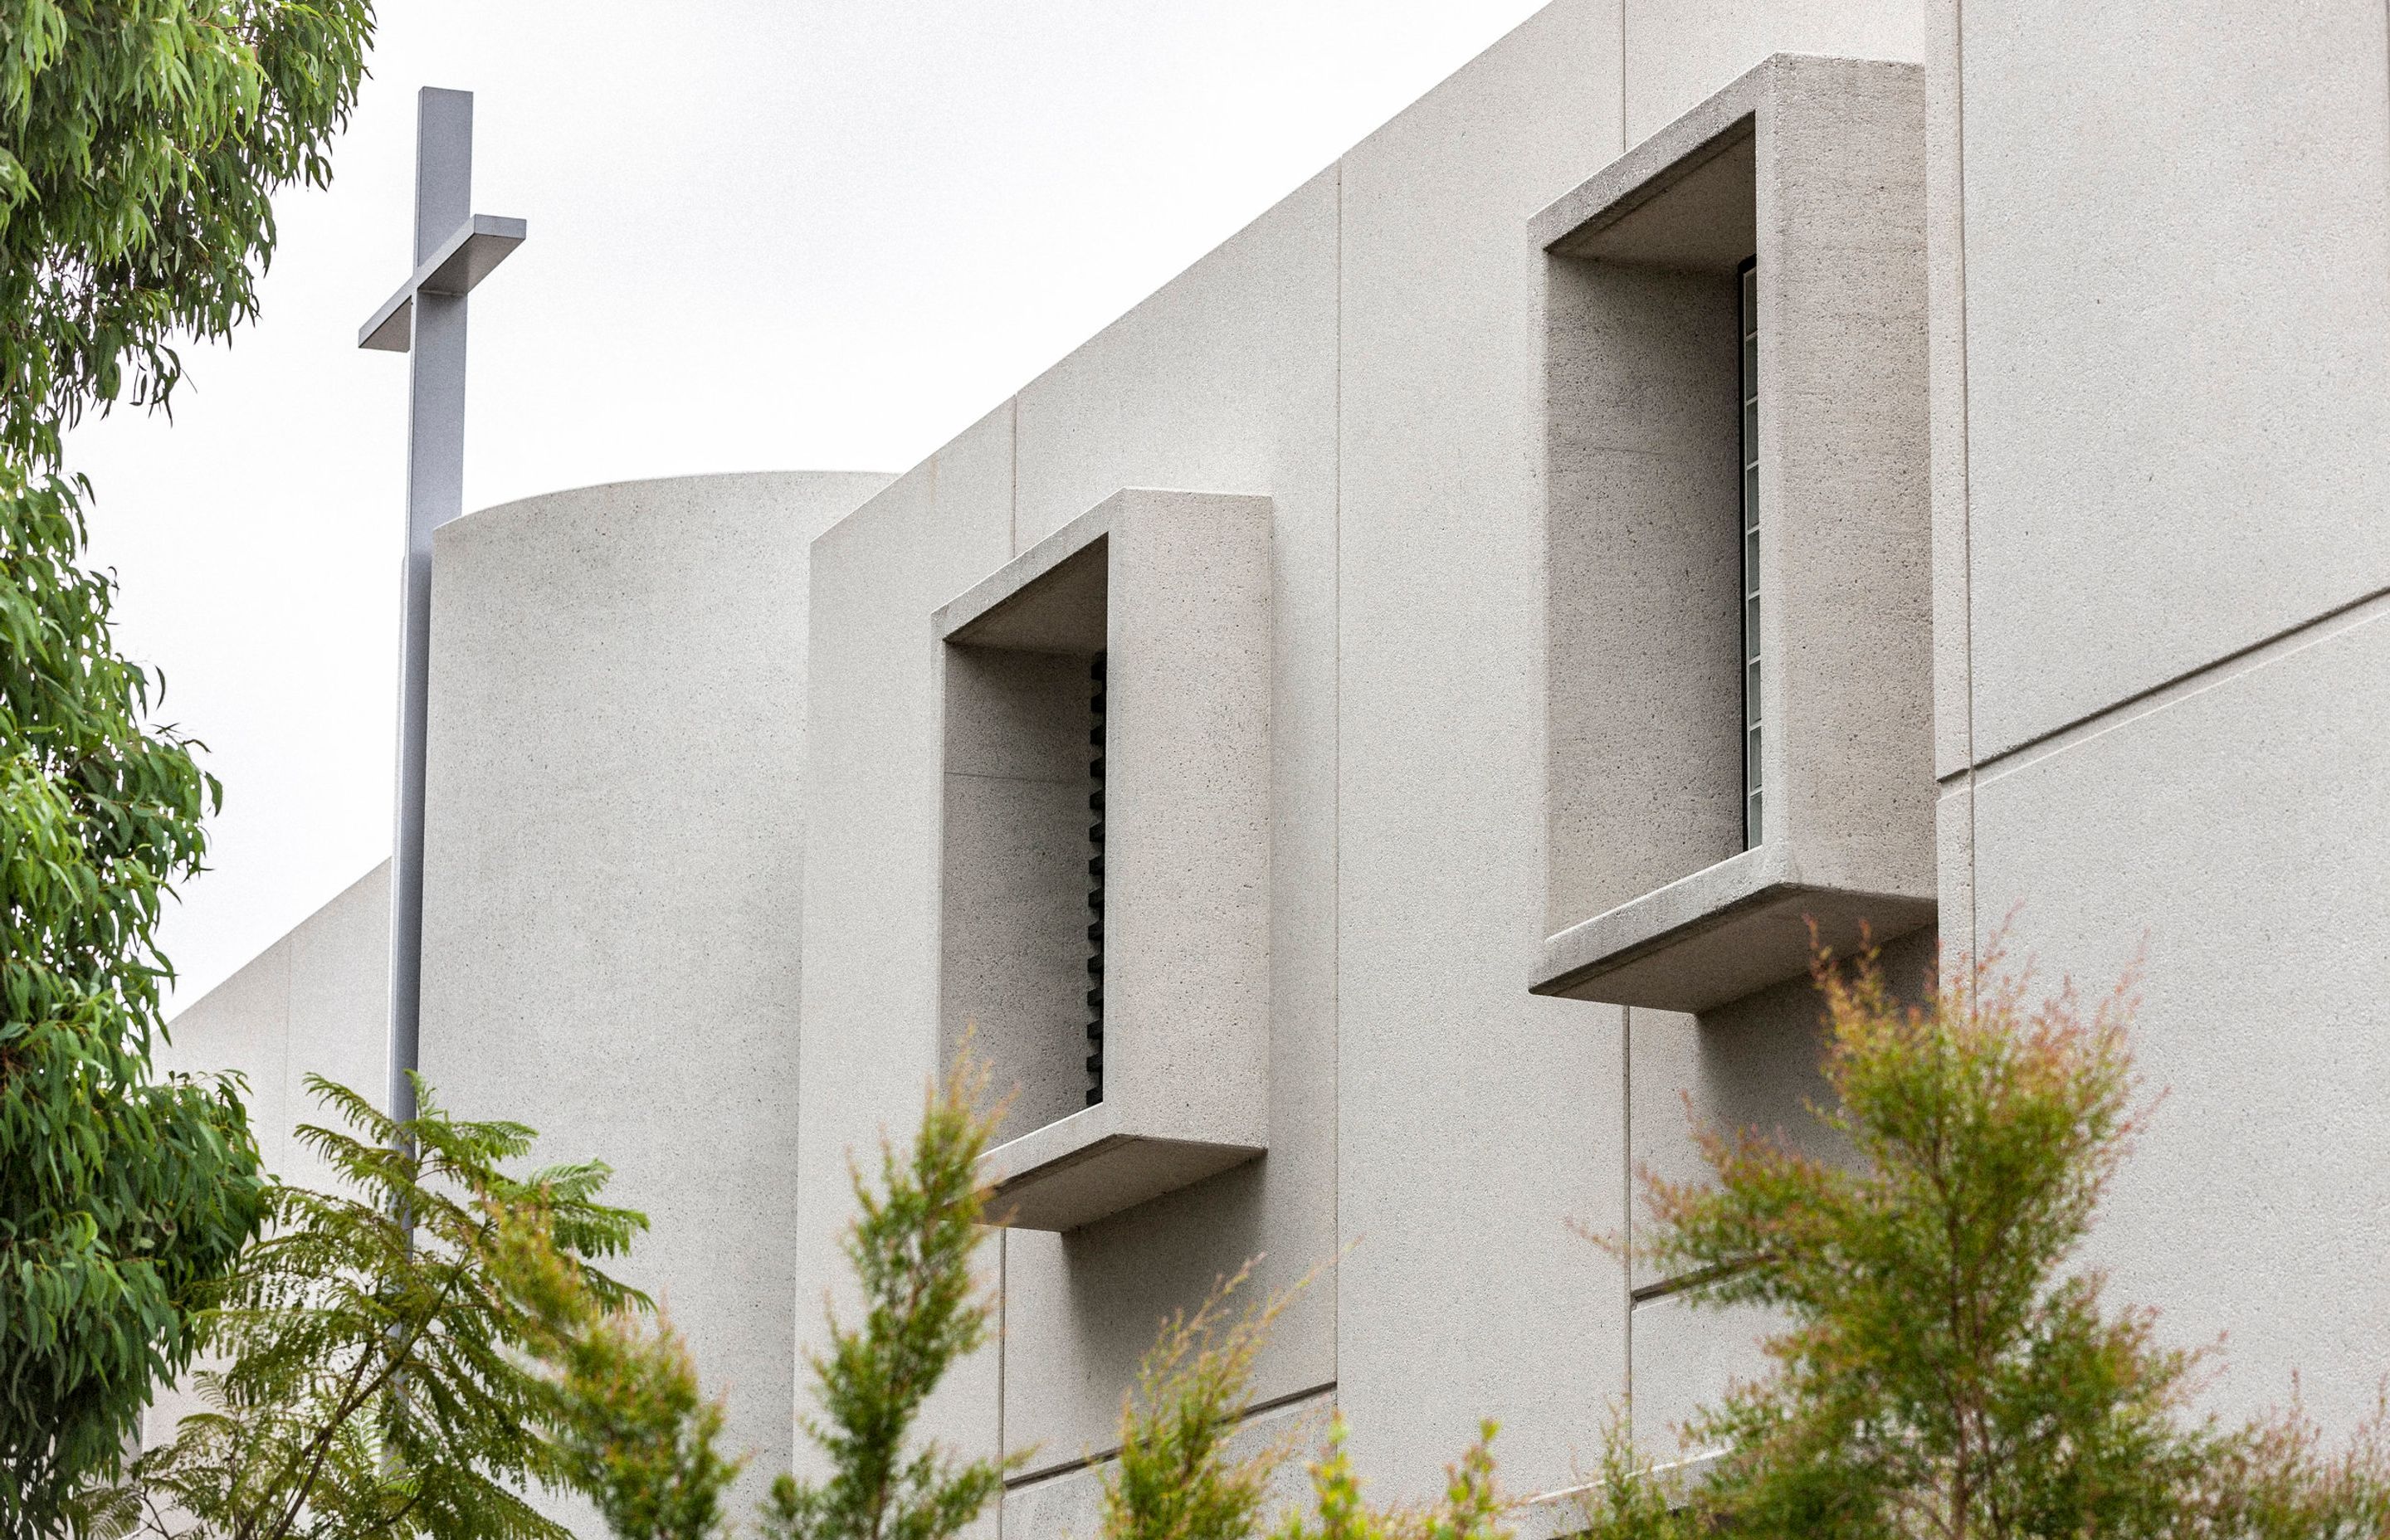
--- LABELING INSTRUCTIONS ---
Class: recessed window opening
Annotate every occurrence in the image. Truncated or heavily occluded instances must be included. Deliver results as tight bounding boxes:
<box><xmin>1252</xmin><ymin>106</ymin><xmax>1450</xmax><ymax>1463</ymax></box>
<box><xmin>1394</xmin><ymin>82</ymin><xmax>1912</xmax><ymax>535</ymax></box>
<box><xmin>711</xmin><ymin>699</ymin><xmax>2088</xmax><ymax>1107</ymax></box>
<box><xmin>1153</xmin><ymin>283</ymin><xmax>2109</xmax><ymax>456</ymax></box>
<box><xmin>937</xmin><ymin>534</ymin><xmax>1110</xmax><ymax>1144</ymax></box>
<box><xmin>1739</xmin><ymin>256</ymin><xmax>1761</xmax><ymax>849</ymax></box>
<box><xmin>1539</xmin><ymin>118</ymin><xmax>1756</xmax><ymax>933</ymax></box>
<box><xmin>1532</xmin><ymin>57</ymin><xmax>1940</xmax><ymax>1011</ymax></box>
<box><xmin>936</xmin><ymin>490</ymin><xmax>1274</xmax><ymax>1231</ymax></box>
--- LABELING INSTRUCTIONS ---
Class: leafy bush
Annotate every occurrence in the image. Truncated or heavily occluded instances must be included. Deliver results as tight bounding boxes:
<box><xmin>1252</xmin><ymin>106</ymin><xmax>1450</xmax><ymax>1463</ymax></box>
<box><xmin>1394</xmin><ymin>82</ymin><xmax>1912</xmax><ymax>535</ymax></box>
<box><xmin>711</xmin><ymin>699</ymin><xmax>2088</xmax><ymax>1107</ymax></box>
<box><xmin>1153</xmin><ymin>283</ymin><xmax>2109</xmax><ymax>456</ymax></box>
<box><xmin>527</xmin><ymin>1265</ymin><xmax>744</xmax><ymax>1540</ymax></box>
<box><xmin>0</xmin><ymin>475</ymin><xmax>267</xmax><ymax>1519</ymax></box>
<box><xmin>1272</xmin><ymin>1416</ymin><xmax>1505</xmax><ymax>1540</ymax></box>
<box><xmin>539</xmin><ymin>1050</ymin><xmax>1514</xmax><ymax>1540</ymax></box>
<box><xmin>1103</xmin><ymin>1261</ymin><xmax>1295</xmax><ymax>1540</ymax></box>
<box><xmin>761</xmin><ymin>1055</ymin><xmax>1018</xmax><ymax>1540</ymax></box>
<box><xmin>1591</xmin><ymin>938</ymin><xmax>2390</xmax><ymax>1540</ymax></box>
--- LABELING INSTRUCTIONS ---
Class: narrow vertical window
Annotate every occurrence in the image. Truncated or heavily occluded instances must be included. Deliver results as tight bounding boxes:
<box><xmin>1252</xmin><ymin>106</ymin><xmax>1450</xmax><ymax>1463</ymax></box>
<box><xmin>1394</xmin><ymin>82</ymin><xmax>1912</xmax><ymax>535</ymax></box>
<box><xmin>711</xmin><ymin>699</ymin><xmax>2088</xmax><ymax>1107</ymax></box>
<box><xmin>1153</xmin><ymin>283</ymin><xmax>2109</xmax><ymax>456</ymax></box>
<box><xmin>1739</xmin><ymin>257</ymin><xmax>1761</xmax><ymax>849</ymax></box>
<box><xmin>1085</xmin><ymin>652</ymin><xmax>1106</xmax><ymax>1106</ymax></box>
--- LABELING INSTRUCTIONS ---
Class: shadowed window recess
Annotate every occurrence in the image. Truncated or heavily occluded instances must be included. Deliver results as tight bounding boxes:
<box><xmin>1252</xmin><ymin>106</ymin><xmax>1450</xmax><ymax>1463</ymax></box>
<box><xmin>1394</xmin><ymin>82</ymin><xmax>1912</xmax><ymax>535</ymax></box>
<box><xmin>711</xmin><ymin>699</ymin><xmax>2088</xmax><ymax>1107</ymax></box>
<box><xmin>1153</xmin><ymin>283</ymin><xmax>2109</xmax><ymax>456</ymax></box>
<box><xmin>1086</xmin><ymin>652</ymin><xmax>1106</xmax><ymax>1107</ymax></box>
<box><xmin>1740</xmin><ymin>255</ymin><xmax>1761</xmax><ymax>850</ymax></box>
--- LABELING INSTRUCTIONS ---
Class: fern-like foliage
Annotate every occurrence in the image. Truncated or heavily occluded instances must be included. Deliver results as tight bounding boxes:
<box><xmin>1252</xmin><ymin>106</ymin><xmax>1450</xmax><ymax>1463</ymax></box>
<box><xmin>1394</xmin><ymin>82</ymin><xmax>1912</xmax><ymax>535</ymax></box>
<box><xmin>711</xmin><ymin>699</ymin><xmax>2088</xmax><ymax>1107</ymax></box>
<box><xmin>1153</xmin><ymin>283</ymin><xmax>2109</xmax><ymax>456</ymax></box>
<box><xmin>762</xmin><ymin>1056</ymin><xmax>1017</xmax><ymax>1540</ymax></box>
<box><xmin>124</xmin><ymin>1075</ymin><xmax>647</xmax><ymax>1540</ymax></box>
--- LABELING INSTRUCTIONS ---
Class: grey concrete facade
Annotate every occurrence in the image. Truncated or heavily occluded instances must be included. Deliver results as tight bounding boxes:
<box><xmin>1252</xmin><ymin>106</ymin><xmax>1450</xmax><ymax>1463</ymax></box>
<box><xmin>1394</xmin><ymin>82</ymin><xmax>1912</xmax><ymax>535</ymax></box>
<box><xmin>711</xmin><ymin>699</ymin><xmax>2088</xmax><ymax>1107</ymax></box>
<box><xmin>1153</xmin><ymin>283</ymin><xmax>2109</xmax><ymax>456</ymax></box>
<box><xmin>1931</xmin><ymin>0</ymin><xmax>2390</xmax><ymax>1435</ymax></box>
<box><xmin>159</xmin><ymin>470</ymin><xmax>895</xmax><ymax>1512</ymax></box>
<box><xmin>164</xmin><ymin>1</ymin><xmax>2390</xmax><ymax>1531</ymax></box>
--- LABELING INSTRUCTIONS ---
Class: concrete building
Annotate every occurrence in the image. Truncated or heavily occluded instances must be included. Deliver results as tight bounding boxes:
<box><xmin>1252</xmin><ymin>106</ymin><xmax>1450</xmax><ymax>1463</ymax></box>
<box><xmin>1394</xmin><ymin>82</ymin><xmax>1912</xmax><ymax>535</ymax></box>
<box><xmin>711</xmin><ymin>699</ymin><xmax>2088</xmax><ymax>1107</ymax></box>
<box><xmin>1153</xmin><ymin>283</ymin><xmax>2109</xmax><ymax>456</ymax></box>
<box><xmin>163</xmin><ymin>0</ymin><xmax>2390</xmax><ymax>1530</ymax></box>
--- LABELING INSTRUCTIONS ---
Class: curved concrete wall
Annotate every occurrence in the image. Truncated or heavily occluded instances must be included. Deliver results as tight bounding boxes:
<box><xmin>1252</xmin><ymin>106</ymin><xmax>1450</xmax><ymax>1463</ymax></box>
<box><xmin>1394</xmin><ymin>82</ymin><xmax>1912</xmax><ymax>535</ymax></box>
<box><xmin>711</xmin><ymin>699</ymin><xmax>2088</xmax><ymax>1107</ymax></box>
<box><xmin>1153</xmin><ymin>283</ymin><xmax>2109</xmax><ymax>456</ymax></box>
<box><xmin>417</xmin><ymin>470</ymin><xmax>891</xmax><ymax>1503</ymax></box>
<box><xmin>159</xmin><ymin>469</ymin><xmax>894</xmax><ymax>1503</ymax></box>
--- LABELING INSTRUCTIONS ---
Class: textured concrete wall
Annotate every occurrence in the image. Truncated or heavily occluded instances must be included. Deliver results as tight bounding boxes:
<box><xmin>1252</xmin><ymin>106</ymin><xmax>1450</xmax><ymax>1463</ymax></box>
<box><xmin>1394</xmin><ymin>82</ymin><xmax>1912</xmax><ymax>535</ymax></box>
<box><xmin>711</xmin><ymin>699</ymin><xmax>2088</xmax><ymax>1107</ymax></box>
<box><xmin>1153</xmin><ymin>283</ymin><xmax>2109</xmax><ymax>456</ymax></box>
<box><xmin>797</xmin><ymin>0</ymin><xmax>1943</xmax><ymax>1521</ymax></box>
<box><xmin>1625</xmin><ymin>0</ymin><xmax>1924</xmax><ymax>142</ymax></box>
<box><xmin>158</xmin><ymin>862</ymin><xmax>393</xmax><ymax>1188</ymax></box>
<box><xmin>412</xmin><ymin>469</ymin><xmax>891</xmax><ymax>1511</ymax></box>
<box><xmin>995</xmin><ymin>172</ymin><xmax>1342</xmax><ymax>1479</ymax></box>
<box><xmin>1332</xmin><ymin>0</ymin><xmax>1626</xmax><ymax>1498</ymax></box>
<box><xmin>1933</xmin><ymin>0</ymin><xmax>2390</xmax><ymax>1436</ymax></box>
<box><xmin>250</xmin><ymin>0</ymin><xmax>2390</xmax><ymax>1526</ymax></box>
<box><xmin>162</xmin><ymin>1</ymin><xmax>1966</xmax><ymax>1514</ymax></box>
<box><xmin>794</xmin><ymin>410</ymin><xmax>1017</xmax><ymax>1520</ymax></box>
<box><xmin>175</xmin><ymin>0</ymin><xmax>2390</xmax><ymax>1521</ymax></box>
<box><xmin>155</xmin><ymin>470</ymin><xmax>893</xmax><ymax>1491</ymax></box>
<box><xmin>798</xmin><ymin>170</ymin><xmax>1342</xmax><ymax>1505</ymax></box>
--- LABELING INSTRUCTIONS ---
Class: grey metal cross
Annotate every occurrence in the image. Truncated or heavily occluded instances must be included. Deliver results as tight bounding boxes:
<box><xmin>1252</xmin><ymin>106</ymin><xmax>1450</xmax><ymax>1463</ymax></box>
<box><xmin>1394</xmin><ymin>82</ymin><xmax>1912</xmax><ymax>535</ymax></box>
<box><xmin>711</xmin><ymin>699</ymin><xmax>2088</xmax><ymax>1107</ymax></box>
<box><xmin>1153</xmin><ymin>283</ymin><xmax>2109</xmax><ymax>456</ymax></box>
<box><xmin>357</xmin><ymin>87</ymin><xmax>525</xmax><ymax>1128</ymax></box>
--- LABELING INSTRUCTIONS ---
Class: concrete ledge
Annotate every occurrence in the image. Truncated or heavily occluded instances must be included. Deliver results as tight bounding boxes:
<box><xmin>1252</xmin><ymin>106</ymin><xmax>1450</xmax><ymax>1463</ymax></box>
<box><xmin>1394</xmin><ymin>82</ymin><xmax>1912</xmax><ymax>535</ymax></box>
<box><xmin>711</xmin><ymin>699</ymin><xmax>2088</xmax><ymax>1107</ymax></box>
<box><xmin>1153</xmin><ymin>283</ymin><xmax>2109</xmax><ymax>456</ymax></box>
<box><xmin>1531</xmin><ymin>56</ymin><xmax>1767</xmax><ymax>256</ymax></box>
<box><xmin>936</xmin><ymin>502</ymin><xmax>1112</xmax><ymax>652</ymax></box>
<box><xmin>1532</xmin><ymin>846</ymin><xmax>1935</xmax><ymax>1012</ymax></box>
<box><xmin>983</xmin><ymin>1101</ymin><xmax>1264</xmax><ymax>1231</ymax></box>
<box><xmin>1531</xmin><ymin>55</ymin><xmax>1922</xmax><ymax>255</ymax></box>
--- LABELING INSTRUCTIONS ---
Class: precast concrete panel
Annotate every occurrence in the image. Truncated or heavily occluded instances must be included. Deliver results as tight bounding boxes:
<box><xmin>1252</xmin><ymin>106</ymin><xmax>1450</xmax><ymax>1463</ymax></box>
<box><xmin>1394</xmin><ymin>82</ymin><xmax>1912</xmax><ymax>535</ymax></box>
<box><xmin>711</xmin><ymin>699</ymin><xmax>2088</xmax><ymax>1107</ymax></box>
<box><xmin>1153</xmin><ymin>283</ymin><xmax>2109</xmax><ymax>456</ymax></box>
<box><xmin>1335</xmin><ymin>0</ymin><xmax>1627</xmax><ymax>1501</ymax></box>
<box><xmin>1958</xmin><ymin>0</ymin><xmax>2390</xmax><ymax>758</ymax></box>
<box><xmin>1627</xmin><ymin>1290</ymin><xmax>1779</xmax><ymax>1461</ymax></box>
<box><xmin>997</xmin><ymin>171</ymin><xmax>1339</xmax><ymax>1477</ymax></box>
<box><xmin>159</xmin><ymin>936</ymin><xmax>295</xmax><ymax>1178</ymax></box>
<box><xmin>282</xmin><ymin>865</ymin><xmax>398</xmax><ymax>1147</ymax></box>
<box><xmin>1924</xmin><ymin>0</ymin><xmax>1970</xmax><ymax>786</ymax></box>
<box><xmin>1625</xmin><ymin>988</ymin><xmax>1844</xmax><ymax>1297</ymax></box>
<box><xmin>159</xmin><ymin>864</ymin><xmax>393</xmax><ymax>1192</ymax></box>
<box><xmin>1620</xmin><ymin>926</ymin><xmax>1930</xmax><ymax>1446</ymax></box>
<box><xmin>1623</xmin><ymin>0</ymin><xmax>1924</xmax><ymax>145</ymax></box>
<box><xmin>795</xmin><ymin>413</ymin><xmax>1015</xmax><ymax>1503</ymax></box>
<box><xmin>1012</xmin><ymin>168</ymin><xmax>1339</xmax><ymax>550</ymax></box>
<box><xmin>419</xmin><ymin>469</ymin><xmax>892</xmax><ymax>1511</ymax></box>
<box><xmin>1971</xmin><ymin>607</ymin><xmax>2390</xmax><ymax>1435</ymax></box>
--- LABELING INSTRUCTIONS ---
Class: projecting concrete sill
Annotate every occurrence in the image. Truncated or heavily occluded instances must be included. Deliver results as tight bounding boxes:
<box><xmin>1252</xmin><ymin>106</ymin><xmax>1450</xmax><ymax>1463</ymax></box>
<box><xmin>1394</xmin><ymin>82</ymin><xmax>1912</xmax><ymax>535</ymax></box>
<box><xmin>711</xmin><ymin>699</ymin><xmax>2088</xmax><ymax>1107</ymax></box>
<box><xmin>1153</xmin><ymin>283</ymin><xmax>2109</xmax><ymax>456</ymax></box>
<box><xmin>1532</xmin><ymin>845</ymin><xmax>1934</xmax><ymax>1013</ymax></box>
<box><xmin>982</xmin><ymin>1101</ymin><xmax>1264</xmax><ymax>1232</ymax></box>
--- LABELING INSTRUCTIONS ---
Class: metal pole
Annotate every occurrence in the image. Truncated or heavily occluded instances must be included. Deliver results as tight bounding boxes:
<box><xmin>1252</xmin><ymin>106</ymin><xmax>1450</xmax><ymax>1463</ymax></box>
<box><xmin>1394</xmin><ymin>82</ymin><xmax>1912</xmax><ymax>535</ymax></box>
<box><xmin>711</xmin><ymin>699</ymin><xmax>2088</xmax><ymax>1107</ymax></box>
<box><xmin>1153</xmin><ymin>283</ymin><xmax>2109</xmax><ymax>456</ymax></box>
<box><xmin>387</xmin><ymin>89</ymin><xmax>474</xmax><ymax>1128</ymax></box>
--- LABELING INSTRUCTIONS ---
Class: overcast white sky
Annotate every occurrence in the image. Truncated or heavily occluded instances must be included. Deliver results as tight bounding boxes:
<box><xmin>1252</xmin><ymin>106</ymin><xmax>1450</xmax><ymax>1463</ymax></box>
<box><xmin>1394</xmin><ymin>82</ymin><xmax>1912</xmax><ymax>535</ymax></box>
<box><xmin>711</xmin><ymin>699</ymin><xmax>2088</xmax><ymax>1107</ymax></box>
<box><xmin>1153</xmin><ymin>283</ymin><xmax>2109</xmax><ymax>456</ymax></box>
<box><xmin>71</xmin><ymin>0</ymin><xmax>1548</xmax><ymax>1010</ymax></box>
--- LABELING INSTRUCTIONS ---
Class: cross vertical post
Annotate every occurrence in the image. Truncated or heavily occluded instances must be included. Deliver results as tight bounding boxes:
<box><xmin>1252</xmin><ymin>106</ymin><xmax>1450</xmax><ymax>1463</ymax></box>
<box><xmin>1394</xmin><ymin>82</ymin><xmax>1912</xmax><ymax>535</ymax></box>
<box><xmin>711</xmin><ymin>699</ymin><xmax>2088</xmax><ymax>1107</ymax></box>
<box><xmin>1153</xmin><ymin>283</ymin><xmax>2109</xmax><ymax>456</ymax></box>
<box><xmin>358</xmin><ymin>87</ymin><xmax>525</xmax><ymax>1127</ymax></box>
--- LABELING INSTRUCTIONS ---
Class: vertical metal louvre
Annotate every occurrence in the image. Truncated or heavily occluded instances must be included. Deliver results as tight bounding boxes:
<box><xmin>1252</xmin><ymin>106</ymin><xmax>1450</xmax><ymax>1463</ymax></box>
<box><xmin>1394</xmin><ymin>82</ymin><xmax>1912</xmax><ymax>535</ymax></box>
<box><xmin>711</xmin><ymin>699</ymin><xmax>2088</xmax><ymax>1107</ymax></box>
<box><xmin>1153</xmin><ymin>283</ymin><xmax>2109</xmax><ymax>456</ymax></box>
<box><xmin>1085</xmin><ymin>652</ymin><xmax>1106</xmax><ymax>1106</ymax></box>
<box><xmin>1739</xmin><ymin>256</ymin><xmax>1763</xmax><ymax>850</ymax></box>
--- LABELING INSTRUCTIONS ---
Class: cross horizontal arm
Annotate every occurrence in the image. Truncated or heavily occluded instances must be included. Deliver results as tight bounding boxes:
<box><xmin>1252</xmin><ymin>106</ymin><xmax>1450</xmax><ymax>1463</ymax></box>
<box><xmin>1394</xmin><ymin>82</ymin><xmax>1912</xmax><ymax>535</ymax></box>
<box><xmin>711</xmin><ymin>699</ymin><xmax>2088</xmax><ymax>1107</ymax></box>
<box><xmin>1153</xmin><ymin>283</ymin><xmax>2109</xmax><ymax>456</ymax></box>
<box><xmin>358</xmin><ymin>212</ymin><xmax>528</xmax><ymax>351</ymax></box>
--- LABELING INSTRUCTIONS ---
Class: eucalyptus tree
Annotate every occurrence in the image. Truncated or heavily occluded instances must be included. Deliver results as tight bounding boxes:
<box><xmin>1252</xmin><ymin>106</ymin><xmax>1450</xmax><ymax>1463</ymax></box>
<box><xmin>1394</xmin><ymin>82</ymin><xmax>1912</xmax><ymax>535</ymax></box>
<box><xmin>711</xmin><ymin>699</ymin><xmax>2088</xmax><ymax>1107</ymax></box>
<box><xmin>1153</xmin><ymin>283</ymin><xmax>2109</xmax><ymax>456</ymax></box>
<box><xmin>0</xmin><ymin>1</ymin><xmax>373</xmax><ymax>1527</ymax></box>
